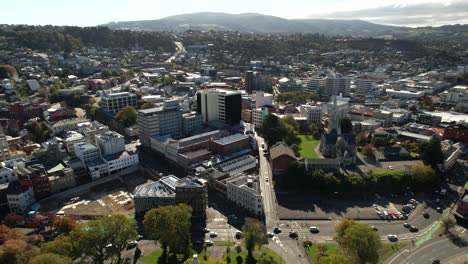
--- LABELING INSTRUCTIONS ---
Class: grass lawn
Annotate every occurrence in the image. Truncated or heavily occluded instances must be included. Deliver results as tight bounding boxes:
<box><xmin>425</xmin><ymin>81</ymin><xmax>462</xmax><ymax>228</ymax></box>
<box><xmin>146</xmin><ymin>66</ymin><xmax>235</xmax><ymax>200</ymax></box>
<box><xmin>371</xmin><ymin>168</ymin><xmax>406</xmax><ymax>177</ymax></box>
<box><xmin>305</xmin><ymin>244</ymin><xmax>338</xmax><ymax>263</ymax></box>
<box><xmin>139</xmin><ymin>245</ymin><xmax>284</xmax><ymax>264</ymax></box>
<box><xmin>139</xmin><ymin>250</ymin><xmax>209</xmax><ymax>264</ymax></box>
<box><xmin>378</xmin><ymin>243</ymin><xmax>407</xmax><ymax>264</ymax></box>
<box><xmin>305</xmin><ymin>243</ymin><xmax>407</xmax><ymax>264</ymax></box>
<box><xmin>223</xmin><ymin>246</ymin><xmax>285</xmax><ymax>264</ymax></box>
<box><xmin>298</xmin><ymin>135</ymin><xmax>320</xmax><ymax>159</ymax></box>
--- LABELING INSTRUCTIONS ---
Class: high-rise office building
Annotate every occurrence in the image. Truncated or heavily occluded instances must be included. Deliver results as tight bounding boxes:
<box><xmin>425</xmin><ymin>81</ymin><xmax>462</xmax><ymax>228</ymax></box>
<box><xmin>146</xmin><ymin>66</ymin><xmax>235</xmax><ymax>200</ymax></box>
<box><xmin>196</xmin><ymin>89</ymin><xmax>241</xmax><ymax>125</ymax></box>
<box><xmin>245</xmin><ymin>71</ymin><xmax>266</xmax><ymax>94</ymax></box>
<box><xmin>307</xmin><ymin>78</ymin><xmax>326</xmax><ymax>94</ymax></box>
<box><xmin>138</xmin><ymin>100</ymin><xmax>182</xmax><ymax>146</ymax></box>
<box><xmin>324</xmin><ymin>76</ymin><xmax>351</xmax><ymax>97</ymax></box>
<box><xmin>356</xmin><ymin>79</ymin><xmax>375</xmax><ymax>96</ymax></box>
<box><xmin>101</xmin><ymin>91</ymin><xmax>138</xmax><ymax>115</ymax></box>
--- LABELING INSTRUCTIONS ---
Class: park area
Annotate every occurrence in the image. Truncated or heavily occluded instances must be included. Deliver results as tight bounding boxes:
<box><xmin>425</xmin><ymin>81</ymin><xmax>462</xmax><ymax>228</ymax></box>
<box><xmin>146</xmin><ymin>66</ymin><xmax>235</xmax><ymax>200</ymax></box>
<box><xmin>305</xmin><ymin>243</ymin><xmax>406</xmax><ymax>264</ymax></box>
<box><xmin>138</xmin><ymin>242</ymin><xmax>284</xmax><ymax>264</ymax></box>
<box><xmin>297</xmin><ymin>135</ymin><xmax>320</xmax><ymax>159</ymax></box>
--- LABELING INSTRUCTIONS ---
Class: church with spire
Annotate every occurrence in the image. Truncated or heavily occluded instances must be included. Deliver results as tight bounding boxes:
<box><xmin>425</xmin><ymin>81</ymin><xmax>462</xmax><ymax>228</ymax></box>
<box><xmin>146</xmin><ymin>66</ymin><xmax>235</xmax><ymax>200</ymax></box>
<box><xmin>319</xmin><ymin>92</ymin><xmax>357</xmax><ymax>167</ymax></box>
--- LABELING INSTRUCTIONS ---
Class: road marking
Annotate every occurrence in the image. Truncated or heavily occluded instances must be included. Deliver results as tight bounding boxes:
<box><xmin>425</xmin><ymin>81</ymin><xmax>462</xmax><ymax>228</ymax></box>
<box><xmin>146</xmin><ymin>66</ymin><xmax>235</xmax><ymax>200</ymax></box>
<box><xmin>387</xmin><ymin>249</ymin><xmax>409</xmax><ymax>264</ymax></box>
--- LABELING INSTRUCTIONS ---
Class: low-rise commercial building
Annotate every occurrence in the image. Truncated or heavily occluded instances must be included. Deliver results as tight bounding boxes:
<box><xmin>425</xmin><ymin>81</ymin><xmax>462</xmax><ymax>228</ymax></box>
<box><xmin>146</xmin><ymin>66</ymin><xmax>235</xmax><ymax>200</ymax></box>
<box><xmin>226</xmin><ymin>175</ymin><xmax>263</xmax><ymax>216</ymax></box>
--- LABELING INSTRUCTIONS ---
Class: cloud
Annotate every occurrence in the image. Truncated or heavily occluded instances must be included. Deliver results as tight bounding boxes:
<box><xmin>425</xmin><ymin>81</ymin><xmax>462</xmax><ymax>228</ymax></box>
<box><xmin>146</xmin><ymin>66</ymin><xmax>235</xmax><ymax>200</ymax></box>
<box><xmin>308</xmin><ymin>0</ymin><xmax>468</xmax><ymax>27</ymax></box>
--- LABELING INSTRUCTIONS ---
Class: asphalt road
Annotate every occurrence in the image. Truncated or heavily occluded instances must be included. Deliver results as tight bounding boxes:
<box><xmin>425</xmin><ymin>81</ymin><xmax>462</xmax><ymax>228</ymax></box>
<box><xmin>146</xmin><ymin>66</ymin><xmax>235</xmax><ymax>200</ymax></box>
<box><xmin>256</xmin><ymin>135</ymin><xmax>310</xmax><ymax>264</ymax></box>
<box><xmin>385</xmin><ymin>226</ymin><xmax>468</xmax><ymax>264</ymax></box>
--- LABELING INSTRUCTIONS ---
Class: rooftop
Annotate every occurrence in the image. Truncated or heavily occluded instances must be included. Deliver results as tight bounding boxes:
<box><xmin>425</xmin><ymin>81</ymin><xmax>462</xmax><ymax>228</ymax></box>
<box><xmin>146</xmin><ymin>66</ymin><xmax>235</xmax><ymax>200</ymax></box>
<box><xmin>213</xmin><ymin>133</ymin><xmax>248</xmax><ymax>145</ymax></box>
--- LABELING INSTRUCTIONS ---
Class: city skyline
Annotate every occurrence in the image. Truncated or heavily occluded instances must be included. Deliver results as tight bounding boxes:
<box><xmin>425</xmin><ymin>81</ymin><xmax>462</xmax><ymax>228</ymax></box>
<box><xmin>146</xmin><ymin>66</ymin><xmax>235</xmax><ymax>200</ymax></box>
<box><xmin>0</xmin><ymin>0</ymin><xmax>466</xmax><ymax>27</ymax></box>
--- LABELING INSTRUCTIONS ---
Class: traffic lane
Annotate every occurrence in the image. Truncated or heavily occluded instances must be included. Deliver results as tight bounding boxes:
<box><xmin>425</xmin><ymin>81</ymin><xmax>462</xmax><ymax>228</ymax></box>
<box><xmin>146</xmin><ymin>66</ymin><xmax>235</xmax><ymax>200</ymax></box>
<box><xmin>402</xmin><ymin>236</ymin><xmax>467</xmax><ymax>264</ymax></box>
<box><xmin>387</xmin><ymin>233</ymin><xmax>468</xmax><ymax>264</ymax></box>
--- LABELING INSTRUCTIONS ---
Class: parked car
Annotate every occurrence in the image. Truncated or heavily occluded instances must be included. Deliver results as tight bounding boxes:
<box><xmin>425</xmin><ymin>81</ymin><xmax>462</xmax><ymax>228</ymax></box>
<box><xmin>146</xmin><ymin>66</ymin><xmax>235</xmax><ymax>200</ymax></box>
<box><xmin>387</xmin><ymin>234</ymin><xmax>398</xmax><ymax>241</ymax></box>
<box><xmin>235</xmin><ymin>231</ymin><xmax>242</xmax><ymax>239</ymax></box>
<box><xmin>436</xmin><ymin>207</ymin><xmax>442</xmax><ymax>213</ymax></box>
<box><xmin>126</xmin><ymin>240</ymin><xmax>137</xmax><ymax>249</ymax></box>
<box><xmin>273</xmin><ymin>227</ymin><xmax>282</xmax><ymax>234</ymax></box>
<box><xmin>205</xmin><ymin>240</ymin><xmax>213</xmax><ymax>246</ymax></box>
<box><xmin>267</xmin><ymin>232</ymin><xmax>274</xmax><ymax>238</ymax></box>
<box><xmin>289</xmin><ymin>231</ymin><xmax>298</xmax><ymax>238</ymax></box>
<box><xmin>210</xmin><ymin>232</ymin><xmax>218</xmax><ymax>237</ymax></box>
<box><xmin>403</xmin><ymin>222</ymin><xmax>411</xmax><ymax>228</ymax></box>
<box><xmin>423</xmin><ymin>211</ymin><xmax>430</xmax><ymax>218</ymax></box>
<box><xmin>203</xmin><ymin>228</ymin><xmax>210</xmax><ymax>233</ymax></box>
<box><xmin>371</xmin><ymin>226</ymin><xmax>378</xmax><ymax>231</ymax></box>
<box><xmin>409</xmin><ymin>226</ymin><xmax>419</xmax><ymax>232</ymax></box>
<box><xmin>310</xmin><ymin>226</ymin><xmax>320</xmax><ymax>233</ymax></box>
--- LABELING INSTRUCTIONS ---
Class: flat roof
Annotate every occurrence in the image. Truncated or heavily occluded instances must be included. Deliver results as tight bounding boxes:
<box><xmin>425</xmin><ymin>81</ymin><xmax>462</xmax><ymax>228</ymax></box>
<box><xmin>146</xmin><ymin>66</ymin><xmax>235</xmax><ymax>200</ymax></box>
<box><xmin>213</xmin><ymin>133</ymin><xmax>248</xmax><ymax>145</ymax></box>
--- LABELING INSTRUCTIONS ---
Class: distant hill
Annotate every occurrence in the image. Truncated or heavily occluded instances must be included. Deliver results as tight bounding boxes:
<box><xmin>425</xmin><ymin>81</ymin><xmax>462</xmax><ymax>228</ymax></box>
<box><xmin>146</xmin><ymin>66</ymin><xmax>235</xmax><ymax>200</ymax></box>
<box><xmin>102</xmin><ymin>12</ymin><xmax>401</xmax><ymax>36</ymax></box>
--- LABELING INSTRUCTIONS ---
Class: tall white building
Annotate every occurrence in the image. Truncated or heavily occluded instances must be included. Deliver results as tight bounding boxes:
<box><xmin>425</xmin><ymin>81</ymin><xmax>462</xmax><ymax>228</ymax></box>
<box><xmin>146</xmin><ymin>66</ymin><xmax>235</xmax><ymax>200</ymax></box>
<box><xmin>0</xmin><ymin>132</ymin><xmax>11</xmax><ymax>162</ymax></box>
<box><xmin>182</xmin><ymin>112</ymin><xmax>203</xmax><ymax>135</ymax></box>
<box><xmin>226</xmin><ymin>175</ymin><xmax>263</xmax><ymax>216</ymax></box>
<box><xmin>138</xmin><ymin>100</ymin><xmax>182</xmax><ymax>146</ymax></box>
<box><xmin>307</xmin><ymin>78</ymin><xmax>326</xmax><ymax>93</ymax></box>
<box><xmin>196</xmin><ymin>89</ymin><xmax>242</xmax><ymax>125</ymax></box>
<box><xmin>251</xmin><ymin>107</ymin><xmax>269</xmax><ymax>128</ymax></box>
<box><xmin>356</xmin><ymin>79</ymin><xmax>375</xmax><ymax>96</ymax></box>
<box><xmin>299</xmin><ymin>104</ymin><xmax>323</xmax><ymax>125</ymax></box>
<box><xmin>324</xmin><ymin>77</ymin><xmax>351</xmax><ymax>97</ymax></box>
<box><xmin>6</xmin><ymin>181</ymin><xmax>35</xmax><ymax>214</ymax></box>
<box><xmin>95</xmin><ymin>131</ymin><xmax>125</xmax><ymax>156</ymax></box>
<box><xmin>101</xmin><ymin>91</ymin><xmax>138</xmax><ymax>115</ymax></box>
<box><xmin>0</xmin><ymin>166</ymin><xmax>16</xmax><ymax>184</ymax></box>
<box><xmin>74</xmin><ymin>142</ymin><xmax>101</xmax><ymax>165</ymax></box>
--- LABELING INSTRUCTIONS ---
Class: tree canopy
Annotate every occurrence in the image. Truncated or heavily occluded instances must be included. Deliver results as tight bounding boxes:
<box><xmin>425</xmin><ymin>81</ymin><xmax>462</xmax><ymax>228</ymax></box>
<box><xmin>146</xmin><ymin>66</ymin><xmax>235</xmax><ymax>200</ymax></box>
<box><xmin>420</xmin><ymin>138</ymin><xmax>444</xmax><ymax>168</ymax></box>
<box><xmin>143</xmin><ymin>204</ymin><xmax>193</xmax><ymax>256</ymax></box>
<box><xmin>116</xmin><ymin>106</ymin><xmax>137</xmax><ymax>126</ymax></box>
<box><xmin>242</xmin><ymin>222</ymin><xmax>266</xmax><ymax>257</ymax></box>
<box><xmin>336</xmin><ymin>221</ymin><xmax>382</xmax><ymax>264</ymax></box>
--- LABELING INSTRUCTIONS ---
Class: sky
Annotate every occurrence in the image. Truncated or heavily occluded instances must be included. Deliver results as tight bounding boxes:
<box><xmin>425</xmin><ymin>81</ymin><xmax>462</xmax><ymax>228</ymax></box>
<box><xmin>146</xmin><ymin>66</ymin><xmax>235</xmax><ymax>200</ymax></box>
<box><xmin>1</xmin><ymin>0</ymin><xmax>466</xmax><ymax>27</ymax></box>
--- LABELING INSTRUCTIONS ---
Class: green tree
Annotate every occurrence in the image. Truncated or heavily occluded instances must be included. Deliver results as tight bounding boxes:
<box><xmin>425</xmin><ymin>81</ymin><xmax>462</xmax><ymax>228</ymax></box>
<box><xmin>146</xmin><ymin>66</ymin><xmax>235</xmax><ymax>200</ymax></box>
<box><xmin>317</xmin><ymin>244</ymin><xmax>327</xmax><ymax>256</ymax></box>
<box><xmin>143</xmin><ymin>204</ymin><xmax>193</xmax><ymax>257</ymax></box>
<box><xmin>101</xmin><ymin>70</ymin><xmax>112</xmax><ymax>78</ymax></box>
<box><xmin>41</xmin><ymin>234</ymin><xmax>76</xmax><ymax>258</ymax></box>
<box><xmin>15</xmin><ymin>82</ymin><xmax>30</xmax><ymax>98</ymax></box>
<box><xmin>104</xmin><ymin>215</ymin><xmax>138</xmax><ymax>262</ymax></box>
<box><xmin>334</xmin><ymin>219</ymin><xmax>357</xmax><ymax>246</ymax></box>
<box><xmin>26</xmin><ymin>121</ymin><xmax>50</xmax><ymax>143</ymax></box>
<box><xmin>282</xmin><ymin>115</ymin><xmax>299</xmax><ymax>131</ymax></box>
<box><xmin>342</xmin><ymin>223</ymin><xmax>382</xmax><ymax>264</ymax></box>
<box><xmin>30</xmin><ymin>253</ymin><xmax>73</xmax><ymax>264</ymax></box>
<box><xmin>257</xmin><ymin>253</ymin><xmax>279</xmax><ymax>264</ymax></box>
<box><xmin>291</xmin><ymin>144</ymin><xmax>300</xmax><ymax>157</ymax></box>
<box><xmin>17</xmin><ymin>247</ymin><xmax>40</xmax><ymax>264</ymax></box>
<box><xmin>411</xmin><ymin>165</ymin><xmax>437</xmax><ymax>189</ymax></box>
<box><xmin>420</xmin><ymin>138</ymin><xmax>444</xmax><ymax>168</ymax></box>
<box><xmin>316</xmin><ymin>254</ymin><xmax>354</xmax><ymax>264</ymax></box>
<box><xmin>140</xmin><ymin>101</ymin><xmax>155</xmax><ymax>110</ymax></box>
<box><xmin>340</xmin><ymin>118</ymin><xmax>353</xmax><ymax>133</ymax></box>
<box><xmin>69</xmin><ymin>222</ymin><xmax>108</xmax><ymax>264</ymax></box>
<box><xmin>441</xmin><ymin>215</ymin><xmax>456</xmax><ymax>235</ymax></box>
<box><xmin>116</xmin><ymin>106</ymin><xmax>137</xmax><ymax>126</ymax></box>
<box><xmin>243</xmin><ymin>222</ymin><xmax>265</xmax><ymax>258</ymax></box>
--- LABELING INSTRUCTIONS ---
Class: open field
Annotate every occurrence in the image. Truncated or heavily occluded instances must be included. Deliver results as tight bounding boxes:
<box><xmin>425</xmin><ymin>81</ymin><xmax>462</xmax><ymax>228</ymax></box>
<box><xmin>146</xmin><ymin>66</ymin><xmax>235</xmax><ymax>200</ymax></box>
<box><xmin>298</xmin><ymin>135</ymin><xmax>320</xmax><ymax>159</ymax></box>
